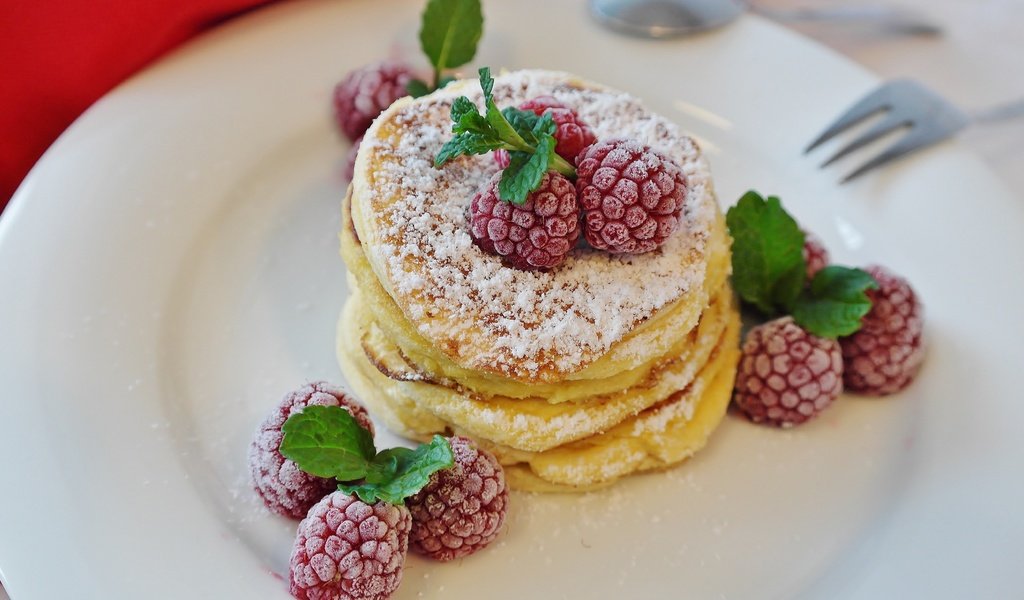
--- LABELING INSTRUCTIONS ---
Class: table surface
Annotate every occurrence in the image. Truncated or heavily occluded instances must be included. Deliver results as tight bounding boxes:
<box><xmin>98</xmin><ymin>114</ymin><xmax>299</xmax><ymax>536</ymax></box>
<box><xmin>0</xmin><ymin>0</ymin><xmax>1020</xmax><ymax>598</ymax></box>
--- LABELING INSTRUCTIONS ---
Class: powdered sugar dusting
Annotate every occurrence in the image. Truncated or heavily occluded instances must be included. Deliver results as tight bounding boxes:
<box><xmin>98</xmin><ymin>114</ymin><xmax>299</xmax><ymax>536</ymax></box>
<box><xmin>357</xmin><ymin>70</ymin><xmax>717</xmax><ymax>378</ymax></box>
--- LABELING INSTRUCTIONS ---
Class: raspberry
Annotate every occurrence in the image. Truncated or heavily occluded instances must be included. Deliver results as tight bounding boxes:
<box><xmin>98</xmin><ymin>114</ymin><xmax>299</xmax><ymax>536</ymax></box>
<box><xmin>343</xmin><ymin>136</ymin><xmax>363</xmax><ymax>181</ymax></box>
<box><xmin>407</xmin><ymin>437</ymin><xmax>508</xmax><ymax>561</ymax></box>
<box><xmin>493</xmin><ymin>96</ymin><xmax>597</xmax><ymax>167</ymax></box>
<box><xmin>840</xmin><ymin>265</ymin><xmax>925</xmax><ymax>395</ymax></box>
<box><xmin>333</xmin><ymin>61</ymin><xmax>414</xmax><ymax>141</ymax></box>
<box><xmin>802</xmin><ymin>229</ymin><xmax>830</xmax><ymax>280</ymax></box>
<box><xmin>249</xmin><ymin>382</ymin><xmax>375</xmax><ymax>519</ymax></box>
<box><xmin>734</xmin><ymin>317</ymin><xmax>843</xmax><ymax>427</ymax></box>
<box><xmin>468</xmin><ymin>171</ymin><xmax>580</xmax><ymax>270</ymax></box>
<box><xmin>290</xmin><ymin>492</ymin><xmax>411</xmax><ymax>600</ymax></box>
<box><xmin>575</xmin><ymin>139</ymin><xmax>687</xmax><ymax>254</ymax></box>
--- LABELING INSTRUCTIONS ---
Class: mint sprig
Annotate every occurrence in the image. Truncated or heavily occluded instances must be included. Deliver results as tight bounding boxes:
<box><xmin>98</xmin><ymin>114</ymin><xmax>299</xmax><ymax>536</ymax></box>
<box><xmin>412</xmin><ymin>0</ymin><xmax>483</xmax><ymax>95</ymax></box>
<box><xmin>435</xmin><ymin>67</ymin><xmax>574</xmax><ymax>204</ymax></box>
<box><xmin>726</xmin><ymin>190</ymin><xmax>878</xmax><ymax>338</ymax></box>
<box><xmin>340</xmin><ymin>438</ymin><xmax>454</xmax><ymax>505</ymax></box>
<box><xmin>280</xmin><ymin>406</ymin><xmax>454</xmax><ymax>505</ymax></box>
<box><xmin>793</xmin><ymin>266</ymin><xmax>879</xmax><ymax>338</ymax></box>
<box><xmin>280</xmin><ymin>405</ymin><xmax>376</xmax><ymax>480</ymax></box>
<box><xmin>726</xmin><ymin>191</ymin><xmax>806</xmax><ymax>314</ymax></box>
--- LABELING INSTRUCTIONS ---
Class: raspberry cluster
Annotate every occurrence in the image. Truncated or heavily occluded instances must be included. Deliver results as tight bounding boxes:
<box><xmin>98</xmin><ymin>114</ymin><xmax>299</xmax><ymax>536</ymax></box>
<box><xmin>733</xmin><ymin>233</ymin><xmax>925</xmax><ymax>427</ymax></box>
<box><xmin>469</xmin><ymin>106</ymin><xmax>689</xmax><ymax>269</ymax></box>
<box><xmin>250</xmin><ymin>384</ymin><xmax>509</xmax><ymax>600</ymax></box>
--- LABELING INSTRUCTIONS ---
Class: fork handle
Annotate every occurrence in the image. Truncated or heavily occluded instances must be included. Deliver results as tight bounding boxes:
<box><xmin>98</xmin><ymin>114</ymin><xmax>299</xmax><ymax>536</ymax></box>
<box><xmin>970</xmin><ymin>99</ymin><xmax>1024</xmax><ymax>124</ymax></box>
<box><xmin>752</xmin><ymin>5</ymin><xmax>943</xmax><ymax>35</ymax></box>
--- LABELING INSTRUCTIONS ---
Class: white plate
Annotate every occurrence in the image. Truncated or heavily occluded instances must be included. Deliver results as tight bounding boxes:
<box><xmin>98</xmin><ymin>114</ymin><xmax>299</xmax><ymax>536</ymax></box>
<box><xmin>2</xmin><ymin>0</ymin><xmax>1022</xmax><ymax>598</ymax></box>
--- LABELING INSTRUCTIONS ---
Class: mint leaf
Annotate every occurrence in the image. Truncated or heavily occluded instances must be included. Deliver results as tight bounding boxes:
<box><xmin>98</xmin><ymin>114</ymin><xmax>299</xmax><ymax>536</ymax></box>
<box><xmin>280</xmin><ymin>405</ymin><xmax>376</xmax><ymax>480</ymax></box>
<box><xmin>435</xmin><ymin>133</ymin><xmax>501</xmax><ymax>166</ymax></box>
<box><xmin>450</xmin><ymin>96</ymin><xmax>478</xmax><ymax>122</ymax></box>
<box><xmin>478</xmin><ymin>66</ymin><xmax>494</xmax><ymax>99</ymax></box>
<box><xmin>339</xmin><ymin>436</ymin><xmax>455</xmax><ymax>505</ymax></box>
<box><xmin>499</xmin><ymin>133</ymin><xmax>555</xmax><ymax>204</ymax></box>
<box><xmin>502</xmin><ymin>107</ymin><xmax>540</xmax><ymax>144</ymax></box>
<box><xmin>434</xmin><ymin>68</ymin><xmax>575</xmax><ymax>184</ymax></box>
<box><xmin>364</xmin><ymin>451</ymin><xmax>399</xmax><ymax>486</ymax></box>
<box><xmin>531</xmin><ymin>111</ymin><xmax>556</xmax><ymax>138</ymax></box>
<box><xmin>419</xmin><ymin>0</ymin><xmax>483</xmax><ymax>88</ymax></box>
<box><xmin>406</xmin><ymin>79</ymin><xmax>431</xmax><ymax>98</ymax></box>
<box><xmin>792</xmin><ymin>266</ymin><xmax>879</xmax><ymax>338</ymax></box>
<box><xmin>726</xmin><ymin>191</ymin><xmax>807</xmax><ymax>314</ymax></box>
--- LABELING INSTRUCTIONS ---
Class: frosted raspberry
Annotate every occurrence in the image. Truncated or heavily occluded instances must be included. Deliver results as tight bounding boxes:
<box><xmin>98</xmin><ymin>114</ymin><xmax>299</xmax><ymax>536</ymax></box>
<box><xmin>343</xmin><ymin>136</ymin><xmax>363</xmax><ymax>181</ymax></box>
<box><xmin>803</xmin><ymin>229</ymin><xmax>830</xmax><ymax>280</ymax></box>
<box><xmin>290</xmin><ymin>492</ymin><xmax>411</xmax><ymax>600</ymax></box>
<box><xmin>575</xmin><ymin>139</ymin><xmax>688</xmax><ymax>254</ymax></box>
<box><xmin>468</xmin><ymin>171</ymin><xmax>580</xmax><ymax>270</ymax></box>
<box><xmin>249</xmin><ymin>382</ymin><xmax>375</xmax><ymax>519</ymax></box>
<box><xmin>734</xmin><ymin>317</ymin><xmax>844</xmax><ymax>427</ymax></box>
<box><xmin>333</xmin><ymin>61</ymin><xmax>414</xmax><ymax>141</ymax></box>
<box><xmin>407</xmin><ymin>436</ymin><xmax>508</xmax><ymax>561</ymax></box>
<box><xmin>840</xmin><ymin>265</ymin><xmax>925</xmax><ymax>395</ymax></box>
<box><xmin>493</xmin><ymin>96</ymin><xmax>597</xmax><ymax>167</ymax></box>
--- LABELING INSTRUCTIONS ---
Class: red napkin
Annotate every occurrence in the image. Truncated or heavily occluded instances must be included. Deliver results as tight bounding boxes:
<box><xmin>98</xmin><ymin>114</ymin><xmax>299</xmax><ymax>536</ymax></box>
<box><xmin>0</xmin><ymin>0</ymin><xmax>274</xmax><ymax>212</ymax></box>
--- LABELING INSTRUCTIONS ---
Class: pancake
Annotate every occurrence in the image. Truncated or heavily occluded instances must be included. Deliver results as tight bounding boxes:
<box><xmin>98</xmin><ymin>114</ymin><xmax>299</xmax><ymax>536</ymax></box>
<box><xmin>349</xmin><ymin>70</ymin><xmax>723</xmax><ymax>384</ymax></box>
<box><xmin>336</xmin><ymin>289</ymin><xmax>741</xmax><ymax>491</ymax></box>
<box><xmin>337</xmin><ymin>69</ymin><xmax>740</xmax><ymax>491</ymax></box>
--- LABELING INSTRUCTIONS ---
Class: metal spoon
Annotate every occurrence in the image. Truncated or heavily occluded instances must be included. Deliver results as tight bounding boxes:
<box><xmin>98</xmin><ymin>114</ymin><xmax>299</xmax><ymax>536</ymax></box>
<box><xmin>588</xmin><ymin>0</ymin><xmax>942</xmax><ymax>39</ymax></box>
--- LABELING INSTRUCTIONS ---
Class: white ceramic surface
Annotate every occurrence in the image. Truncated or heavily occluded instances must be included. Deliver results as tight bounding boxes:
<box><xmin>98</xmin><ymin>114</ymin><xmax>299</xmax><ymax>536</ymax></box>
<box><xmin>1</xmin><ymin>0</ymin><xmax>1022</xmax><ymax>598</ymax></box>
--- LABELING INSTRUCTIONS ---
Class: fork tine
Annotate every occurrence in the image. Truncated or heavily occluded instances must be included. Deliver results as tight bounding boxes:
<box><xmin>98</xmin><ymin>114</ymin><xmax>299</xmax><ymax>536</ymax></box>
<box><xmin>820</xmin><ymin>110</ymin><xmax>910</xmax><ymax>167</ymax></box>
<box><xmin>804</xmin><ymin>85</ymin><xmax>895</xmax><ymax>153</ymax></box>
<box><xmin>841</xmin><ymin>123</ymin><xmax>952</xmax><ymax>183</ymax></box>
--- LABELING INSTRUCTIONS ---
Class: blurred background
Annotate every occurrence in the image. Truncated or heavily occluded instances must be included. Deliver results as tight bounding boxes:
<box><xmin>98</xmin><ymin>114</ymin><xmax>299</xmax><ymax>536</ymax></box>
<box><xmin>1</xmin><ymin>0</ymin><xmax>1021</xmax><ymax>215</ymax></box>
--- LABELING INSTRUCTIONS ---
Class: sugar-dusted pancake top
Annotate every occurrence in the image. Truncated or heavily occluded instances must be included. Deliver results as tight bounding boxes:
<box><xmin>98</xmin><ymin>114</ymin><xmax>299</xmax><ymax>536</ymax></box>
<box><xmin>350</xmin><ymin>70</ymin><xmax>720</xmax><ymax>382</ymax></box>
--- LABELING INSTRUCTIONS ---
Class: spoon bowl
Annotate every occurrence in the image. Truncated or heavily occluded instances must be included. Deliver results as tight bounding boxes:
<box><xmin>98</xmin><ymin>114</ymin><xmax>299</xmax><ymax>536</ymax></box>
<box><xmin>588</xmin><ymin>0</ymin><xmax>746</xmax><ymax>38</ymax></box>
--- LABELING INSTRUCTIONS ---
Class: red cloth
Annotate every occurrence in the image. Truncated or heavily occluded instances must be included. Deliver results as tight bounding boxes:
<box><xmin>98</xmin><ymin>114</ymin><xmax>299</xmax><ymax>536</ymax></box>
<box><xmin>0</xmin><ymin>0</ymin><xmax>274</xmax><ymax>211</ymax></box>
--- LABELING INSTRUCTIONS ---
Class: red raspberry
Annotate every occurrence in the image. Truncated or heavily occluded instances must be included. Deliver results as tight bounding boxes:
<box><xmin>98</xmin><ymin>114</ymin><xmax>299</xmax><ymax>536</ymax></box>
<box><xmin>249</xmin><ymin>382</ymin><xmax>375</xmax><ymax>519</ymax></box>
<box><xmin>840</xmin><ymin>265</ymin><xmax>925</xmax><ymax>395</ymax></box>
<box><xmin>407</xmin><ymin>436</ymin><xmax>508</xmax><ymax>561</ymax></box>
<box><xmin>333</xmin><ymin>61</ymin><xmax>414</xmax><ymax>141</ymax></box>
<box><xmin>802</xmin><ymin>229</ymin><xmax>830</xmax><ymax>280</ymax></box>
<box><xmin>493</xmin><ymin>96</ymin><xmax>597</xmax><ymax>167</ymax></box>
<box><xmin>734</xmin><ymin>317</ymin><xmax>843</xmax><ymax>427</ymax></box>
<box><xmin>290</xmin><ymin>492</ymin><xmax>411</xmax><ymax>600</ymax></box>
<box><xmin>575</xmin><ymin>139</ymin><xmax>687</xmax><ymax>254</ymax></box>
<box><xmin>468</xmin><ymin>171</ymin><xmax>580</xmax><ymax>270</ymax></box>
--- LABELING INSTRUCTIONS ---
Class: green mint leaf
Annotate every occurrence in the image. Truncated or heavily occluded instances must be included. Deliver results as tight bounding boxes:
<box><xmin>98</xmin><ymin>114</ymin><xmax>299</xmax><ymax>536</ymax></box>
<box><xmin>450</xmin><ymin>96</ymin><xmax>478</xmax><ymax>123</ymax></box>
<box><xmin>502</xmin><ymin>107</ymin><xmax>541</xmax><ymax>145</ymax></box>
<box><xmin>420</xmin><ymin>0</ymin><xmax>483</xmax><ymax>75</ymax></box>
<box><xmin>478</xmin><ymin>67</ymin><xmax>494</xmax><ymax>100</ymax></box>
<box><xmin>531</xmin><ymin>112</ymin><xmax>556</xmax><ymax>138</ymax></box>
<box><xmin>498</xmin><ymin>134</ymin><xmax>555</xmax><ymax>204</ymax></box>
<box><xmin>437</xmin><ymin>75</ymin><xmax>457</xmax><ymax>89</ymax></box>
<box><xmin>435</xmin><ymin>132</ymin><xmax>504</xmax><ymax>166</ymax></box>
<box><xmin>339</xmin><ymin>436</ymin><xmax>455</xmax><ymax>505</ymax></box>
<box><xmin>406</xmin><ymin>79</ymin><xmax>432</xmax><ymax>98</ymax></box>
<box><xmin>279</xmin><ymin>405</ymin><xmax>375</xmax><ymax>480</ymax></box>
<box><xmin>726</xmin><ymin>191</ymin><xmax>807</xmax><ymax>314</ymax></box>
<box><xmin>363</xmin><ymin>451</ymin><xmax>399</xmax><ymax>486</ymax></box>
<box><xmin>434</xmin><ymin>96</ymin><xmax>504</xmax><ymax>166</ymax></box>
<box><xmin>792</xmin><ymin>266</ymin><xmax>879</xmax><ymax>338</ymax></box>
<box><xmin>433</xmin><ymin>69</ymin><xmax>575</xmax><ymax>180</ymax></box>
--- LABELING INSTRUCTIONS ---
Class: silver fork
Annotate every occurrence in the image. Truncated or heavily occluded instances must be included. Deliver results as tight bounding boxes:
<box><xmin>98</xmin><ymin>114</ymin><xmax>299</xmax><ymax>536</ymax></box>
<box><xmin>805</xmin><ymin>79</ymin><xmax>1024</xmax><ymax>182</ymax></box>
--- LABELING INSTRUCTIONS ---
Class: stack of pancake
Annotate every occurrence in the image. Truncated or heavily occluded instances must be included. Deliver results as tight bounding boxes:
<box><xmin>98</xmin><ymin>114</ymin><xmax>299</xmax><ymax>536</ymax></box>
<box><xmin>337</xmin><ymin>70</ymin><xmax>740</xmax><ymax>492</ymax></box>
